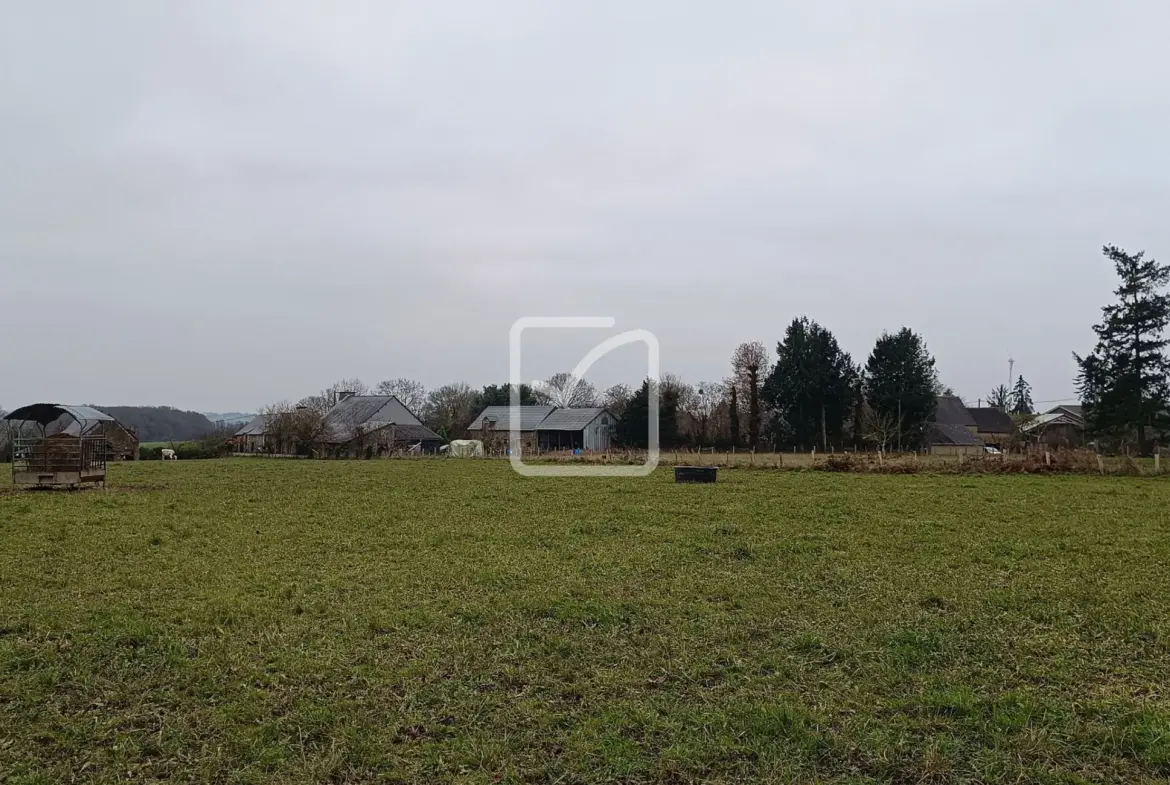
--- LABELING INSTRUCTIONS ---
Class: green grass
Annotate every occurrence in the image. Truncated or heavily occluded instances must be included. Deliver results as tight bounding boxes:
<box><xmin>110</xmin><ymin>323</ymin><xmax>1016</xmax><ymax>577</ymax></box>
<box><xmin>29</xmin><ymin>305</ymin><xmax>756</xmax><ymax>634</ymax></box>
<box><xmin>2</xmin><ymin>460</ymin><xmax>1170</xmax><ymax>783</ymax></box>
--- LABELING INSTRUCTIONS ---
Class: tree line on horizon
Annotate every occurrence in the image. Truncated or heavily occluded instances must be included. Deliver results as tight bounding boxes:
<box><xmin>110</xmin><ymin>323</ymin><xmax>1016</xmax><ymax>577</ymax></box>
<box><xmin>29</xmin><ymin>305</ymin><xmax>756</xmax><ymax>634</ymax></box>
<box><xmin>4</xmin><ymin>247</ymin><xmax>1162</xmax><ymax>458</ymax></box>
<box><xmin>260</xmin><ymin>246</ymin><xmax>1167</xmax><ymax>456</ymax></box>
<box><xmin>261</xmin><ymin>328</ymin><xmax>1021</xmax><ymax>453</ymax></box>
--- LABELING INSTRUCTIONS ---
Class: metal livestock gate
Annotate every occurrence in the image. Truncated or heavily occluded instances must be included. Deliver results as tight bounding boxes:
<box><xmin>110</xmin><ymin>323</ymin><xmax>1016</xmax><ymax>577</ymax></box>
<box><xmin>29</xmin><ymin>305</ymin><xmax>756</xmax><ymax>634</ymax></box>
<box><xmin>4</xmin><ymin>404</ymin><xmax>113</xmax><ymax>489</ymax></box>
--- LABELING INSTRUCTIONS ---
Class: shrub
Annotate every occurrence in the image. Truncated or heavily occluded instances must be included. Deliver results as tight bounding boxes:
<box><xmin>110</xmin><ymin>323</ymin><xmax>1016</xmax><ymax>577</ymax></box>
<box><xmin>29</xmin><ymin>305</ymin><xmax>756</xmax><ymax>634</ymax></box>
<box><xmin>138</xmin><ymin>439</ymin><xmax>233</xmax><ymax>461</ymax></box>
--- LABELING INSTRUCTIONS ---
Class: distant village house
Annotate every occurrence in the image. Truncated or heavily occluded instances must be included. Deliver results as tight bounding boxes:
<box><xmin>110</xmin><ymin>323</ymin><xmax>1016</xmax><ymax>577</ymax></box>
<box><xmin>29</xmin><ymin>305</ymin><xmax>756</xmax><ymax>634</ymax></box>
<box><xmin>235</xmin><ymin>393</ymin><xmax>444</xmax><ymax>457</ymax></box>
<box><xmin>927</xmin><ymin>395</ymin><xmax>1019</xmax><ymax>455</ymax></box>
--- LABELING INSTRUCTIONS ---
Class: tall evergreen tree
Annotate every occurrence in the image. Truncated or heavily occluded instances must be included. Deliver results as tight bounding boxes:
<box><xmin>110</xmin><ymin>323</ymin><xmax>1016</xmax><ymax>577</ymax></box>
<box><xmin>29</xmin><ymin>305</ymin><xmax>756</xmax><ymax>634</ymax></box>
<box><xmin>728</xmin><ymin>383</ymin><xmax>740</xmax><ymax>447</ymax></box>
<box><xmin>474</xmin><ymin>383</ymin><xmax>539</xmax><ymax>410</ymax></box>
<box><xmin>1075</xmin><ymin>245</ymin><xmax>1170</xmax><ymax>454</ymax></box>
<box><xmin>763</xmin><ymin>317</ymin><xmax>856</xmax><ymax>450</ymax></box>
<box><xmin>1010</xmin><ymin>376</ymin><xmax>1034</xmax><ymax>415</ymax></box>
<box><xmin>616</xmin><ymin>379</ymin><xmax>680</xmax><ymax>449</ymax></box>
<box><xmin>987</xmin><ymin>385</ymin><xmax>1011</xmax><ymax>410</ymax></box>
<box><xmin>864</xmin><ymin>328</ymin><xmax>939</xmax><ymax>450</ymax></box>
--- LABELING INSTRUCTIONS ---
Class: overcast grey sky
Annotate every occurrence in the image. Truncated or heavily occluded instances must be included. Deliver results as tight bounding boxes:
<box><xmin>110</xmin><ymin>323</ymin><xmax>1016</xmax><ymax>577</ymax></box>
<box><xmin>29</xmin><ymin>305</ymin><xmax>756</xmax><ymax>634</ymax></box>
<box><xmin>2</xmin><ymin>1</ymin><xmax>1168</xmax><ymax>412</ymax></box>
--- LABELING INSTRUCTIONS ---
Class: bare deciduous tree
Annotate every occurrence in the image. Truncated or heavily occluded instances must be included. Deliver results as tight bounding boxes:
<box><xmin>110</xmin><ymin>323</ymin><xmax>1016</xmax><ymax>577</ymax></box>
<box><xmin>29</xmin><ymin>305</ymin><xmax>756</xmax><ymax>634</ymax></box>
<box><xmin>686</xmin><ymin>381</ymin><xmax>724</xmax><ymax>445</ymax></box>
<box><xmin>862</xmin><ymin>403</ymin><xmax>900</xmax><ymax>453</ymax></box>
<box><xmin>601</xmin><ymin>384</ymin><xmax>633</xmax><ymax>420</ymax></box>
<box><xmin>374</xmin><ymin>378</ymin><xmax>428</xmax><ymax>413</ymax></box>
<box><xmin>732</xmin><ymin>342</ymin><xmax>771</xmax><ymax>448</ymax></box>
<box><xmin>533</xmin><ymin>372</ymin><xmax>598</xmax><ymax>408</ymax></box>
<box><xmin>261</xmin><ymin>400</ymin><xmax>329</xmax><ymax>455</ymax></box>
<box><xmin>423</xmin><ymin>383</ymin><xmax>478</xmax><ymax>438</ymax></box>
<box><xmin>295</xmin><ymin>377</ymin><xmax>371</xmax><ymax>414</ymax></box>
<box><xmin>297</xmin><ymin>394</ymin><xmax>331</xmax><ymax>415</ymax></box>
<box><xmin>661</xmin><ymin>373</ymin><xmax>694</xmax><ymax>408</ymax></box>
<box><xmin>259</xmin><ymin>401</ymin><xmax>296</xmax><ymax>453</ymax></box>
<box><xmin>331</xmin><ymin>377</ymin><xmax>370</xmax><ymax>396</ymax></box>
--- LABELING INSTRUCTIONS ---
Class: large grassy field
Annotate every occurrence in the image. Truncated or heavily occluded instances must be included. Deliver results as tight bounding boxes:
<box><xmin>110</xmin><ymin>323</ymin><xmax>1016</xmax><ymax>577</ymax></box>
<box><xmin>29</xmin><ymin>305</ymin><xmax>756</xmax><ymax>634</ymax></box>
<box><xmin>1</xmin><ymin>460</ymin><xmax>1169</xmax><ymax>783</ymax></box>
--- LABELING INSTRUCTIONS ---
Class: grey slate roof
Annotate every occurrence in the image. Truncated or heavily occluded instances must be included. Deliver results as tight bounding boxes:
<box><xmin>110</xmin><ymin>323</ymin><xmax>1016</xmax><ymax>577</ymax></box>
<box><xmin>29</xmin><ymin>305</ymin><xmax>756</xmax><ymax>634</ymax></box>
<box><xmin>468</xmin><ymin>405</ymin><xmax>614</xmax><ymax>432</ymax></box>
<box><xmin>468</xmin><ymin>406</ymin><xmax>556</xmax><ymax>432</ymax></box>
<box><xmin>967</xmin><ymin>407</ymin><xmax>1015</xmax><ymax>434</ymax></box>
<box><xmin>391</xmin><ymin>424</ymin><xmax>446</xmax><ymax>443</ymax></box>
<box><xmin>235</xmin><ymin>414</ymin><xmax>267</xmax><ymax>436</ymax></box>
<box><xmin>1049</xmin><ymin>404</ymin><xmax>1084</xmax><ymax>421</ymax></box>
<box><xmin>935</xmin><ymin>395</ymin><xmax>977</xmax><ymax>427</ymax></box>
<box><xmin>929</xmin><ymin>422</ymin><xmax>984</xmax><ymax>446</ymax></box>
<box><xmin>321</xmin><ymin>395</ymin><xmax>432</xmax><ymax>443</ymax></box>
<box><xmin>538</xmin><ymin>408</ymin><xmax>611</xmax><ymax>431</ymax></box>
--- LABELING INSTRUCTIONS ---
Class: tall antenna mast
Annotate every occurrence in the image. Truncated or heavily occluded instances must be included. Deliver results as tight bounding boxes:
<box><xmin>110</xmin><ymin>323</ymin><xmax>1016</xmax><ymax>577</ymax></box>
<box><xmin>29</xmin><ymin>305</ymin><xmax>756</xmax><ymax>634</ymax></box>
<box><xmin>1008</xmin><ymin>357</ymin><xmax>1015</xmax><ymax>389</ymax></box>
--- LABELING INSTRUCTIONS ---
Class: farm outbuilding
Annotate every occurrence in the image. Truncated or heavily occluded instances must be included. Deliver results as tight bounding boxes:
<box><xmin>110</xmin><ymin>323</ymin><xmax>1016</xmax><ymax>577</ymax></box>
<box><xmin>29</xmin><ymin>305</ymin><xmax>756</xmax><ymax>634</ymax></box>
<box><xmin>234</xmin><ymin>415</ymin><xmax>269</xmax><ymax>453</ymax></box>
<box><xmin>928</xmin><ymin>395</ymin><xmax>1018</xmax><ymax>455</ymax></box>
<box><xmin>467</xmin><ymin>406</ymin><xmax>555</xmax><ymax>453</ymax></box>
<box><xmin>318</xmin><ymin>394</ymin><xmax>445</xmax><ymax>457</ymax></box>
<box><xmin>927</xmin><ymin>422</ymin><xmax>986</xmax><ymax>456</ymax></box>
<box><xmin>1022</xmin><ymin>405</ymin><xmax>1086</xmax><ymax>448</ymax></box>
<box><xmin>97</xmin><ymin>419</ymin><xmax>140</xmax><ymax>461</ymax></box>
<box><xmin>536</xmin><ymin>407</ymin><xmax>614</xmax><ymax>451</ymax></box>
<box><xmin>467</xmin><ymin>405</ymin><xmax>615</xmax><ymax>453</ymax></box>
<box><xmin>4</xmin><ymin>404</ymin><xmax>114</xmax><ymax>488</ymax></box>
<box><xmin>966</xmin><ymin>407</ymin><xmax>1017</xmax><ymax>448</ymax></box>
<box><xmin>233</xmin><ymin>395</ymin><xmax>444</xmax><ymax>457</ymax></box>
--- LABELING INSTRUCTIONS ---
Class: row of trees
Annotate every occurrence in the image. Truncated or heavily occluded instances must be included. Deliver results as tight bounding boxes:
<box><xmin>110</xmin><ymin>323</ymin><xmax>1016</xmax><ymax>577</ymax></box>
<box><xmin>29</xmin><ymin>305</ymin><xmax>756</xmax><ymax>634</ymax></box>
<box><xmin>985</xmin><ymin>376</ymin><xmax>1034</xmax><ymax>416</ymax></box>
<box><xmin>257</xmin><ymin>244</ymin><xmax>1169</xmax><ymax>455</ymax></box>
<box><xmin>271</xmin><ymin>323</ymin><xmax>950</xmax><ymax>451</ymax></box>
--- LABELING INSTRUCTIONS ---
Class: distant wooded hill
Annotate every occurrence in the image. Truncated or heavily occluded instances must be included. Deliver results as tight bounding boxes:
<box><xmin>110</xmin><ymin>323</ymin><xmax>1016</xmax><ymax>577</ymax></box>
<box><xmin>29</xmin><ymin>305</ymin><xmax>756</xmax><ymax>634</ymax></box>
<box><xmin>94</xmin><ymin>406</ymin><xmax>217</xmax><ymax>443</ymax></box>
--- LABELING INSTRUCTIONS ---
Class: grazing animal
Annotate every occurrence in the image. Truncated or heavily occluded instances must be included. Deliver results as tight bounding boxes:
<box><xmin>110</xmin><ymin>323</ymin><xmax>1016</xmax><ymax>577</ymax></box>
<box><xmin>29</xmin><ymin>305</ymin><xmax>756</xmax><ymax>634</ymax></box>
<box><xmin>161</xmin><ymin>448</ymin><xmax>177</xmax><ymax>461</ymax></box>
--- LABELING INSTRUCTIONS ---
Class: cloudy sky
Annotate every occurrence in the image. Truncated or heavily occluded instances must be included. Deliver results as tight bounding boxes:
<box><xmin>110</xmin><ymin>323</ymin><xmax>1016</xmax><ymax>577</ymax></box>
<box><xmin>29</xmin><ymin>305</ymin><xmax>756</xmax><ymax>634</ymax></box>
<box><xmin>2</xmin><ymin>1</ymin><xmax>1168</xmax><ymax>412</ymax></box>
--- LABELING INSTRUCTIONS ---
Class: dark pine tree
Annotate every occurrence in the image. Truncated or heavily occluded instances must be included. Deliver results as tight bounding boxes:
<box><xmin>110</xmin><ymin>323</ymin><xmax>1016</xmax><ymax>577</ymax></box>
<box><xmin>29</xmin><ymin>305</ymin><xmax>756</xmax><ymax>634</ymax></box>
<box><xmin>616</xmin><ymin>379</ymin><xmax>681</xmax><ymax>449</ymax></box>
<box><xmin>474</xmin><ymin>383</ymin><xmax>539</xmax><ymax>410</ymax></box>
<box><xmin>987</xmin><ymin>384</ymin><xmax>1011</xmax><ymax>410</ymax></box>
<box><xmin>863</xmin><ymin>328</ymin><xmax>939</xmax><ymax>450</ymax></box>
<box><xmin>1010</xmin><ymin>376</ymin><xmax>1034</xmax><ymax>415</ymax></box>
<box><xmin>763</xmin><ymin>316</ymin><xmax>856</xmax><ymax>450</ymax></box>
<box><xmin>1076</xmin><ymin>245</ymin><xmax>1170</xmax><ymax>454</ymax></box>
